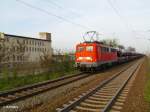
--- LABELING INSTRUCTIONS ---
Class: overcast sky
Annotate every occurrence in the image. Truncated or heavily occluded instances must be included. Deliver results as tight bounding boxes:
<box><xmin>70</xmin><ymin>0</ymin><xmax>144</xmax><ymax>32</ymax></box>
<box><xmin>0</xmin><ymin>0</ymin><xmax>150</xmax><ymax>53</ymax></box>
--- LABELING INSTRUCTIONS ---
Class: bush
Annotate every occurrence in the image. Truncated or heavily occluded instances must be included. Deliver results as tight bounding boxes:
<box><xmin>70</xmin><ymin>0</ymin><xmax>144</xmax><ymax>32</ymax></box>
<box><xmin>0</xmin><ymin>53</ymin><xmax>76</xmax><ymax>91</ymax></box>
<box><xmin>12</xmin><ymin>69</ymin><xmax>18</xmax><ymax>79</ymax></box>
<box><xmin>2</xmin><ymin>67</ymin><xmax>9</xmax><ymax>80</ymax></box>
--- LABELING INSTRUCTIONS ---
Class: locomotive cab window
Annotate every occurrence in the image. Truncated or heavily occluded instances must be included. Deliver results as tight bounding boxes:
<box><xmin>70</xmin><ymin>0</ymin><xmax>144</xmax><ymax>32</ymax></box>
<box><xmin>86</xmin><ymin>46</ymin><xmax>93</xmax><ymax>51</ymax></box>
<box><xmin>77</xmin><ymin>46</ymin><xmax>84</xmax><ymax>52</ymax></box>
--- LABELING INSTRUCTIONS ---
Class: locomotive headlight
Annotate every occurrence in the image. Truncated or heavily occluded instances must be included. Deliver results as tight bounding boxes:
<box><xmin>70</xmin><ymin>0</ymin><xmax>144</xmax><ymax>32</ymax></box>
<box><xmin>85</xmin><ymin>57</ymin><xmax>92</xmax><ymax>60</ymax></box>
<box><xmin>77</xmin><ymin>57</ymin><xmax>92</xmax><ymax>61</ymax></box>
<box><xmin>77</xmin><ymin>57</ymin><xmax>83</xmax><ymax>60</ymax></box>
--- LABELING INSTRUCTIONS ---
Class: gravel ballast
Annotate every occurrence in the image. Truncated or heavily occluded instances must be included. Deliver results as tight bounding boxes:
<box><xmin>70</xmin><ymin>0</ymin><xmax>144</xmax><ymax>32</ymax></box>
<box><xmin>0</xmin><ymin>61</ymin><xmax>138</xmax><ymax>112</ymax></box>
<box><xmin>30</xmin><ymin>61</ymin><xmax>136</xmax><ymax>112</ymax></box>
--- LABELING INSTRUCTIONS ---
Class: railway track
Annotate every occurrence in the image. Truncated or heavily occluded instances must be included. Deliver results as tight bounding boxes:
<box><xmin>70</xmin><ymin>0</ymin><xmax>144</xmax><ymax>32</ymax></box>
<box><xmin>57</xmin><ymin>59</ymin><xmax>142</xmax><ymax>112</ymax></box>
<box><xmin>0</xmin><ymin>72</ymin><xmax>92</xmax><ymax>107</ymax></box>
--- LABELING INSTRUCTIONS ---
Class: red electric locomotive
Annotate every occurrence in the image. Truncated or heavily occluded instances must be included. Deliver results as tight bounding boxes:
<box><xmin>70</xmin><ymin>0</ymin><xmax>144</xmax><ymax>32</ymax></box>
<box><xmin>75</xmin><ymin>31</ymin><xmax>143</xmax><ymax>71</ymax></box>
<box><xmin>75</xmin><ymin>41</ymin><xmax>118</xmax><ymax>71</ymax></box>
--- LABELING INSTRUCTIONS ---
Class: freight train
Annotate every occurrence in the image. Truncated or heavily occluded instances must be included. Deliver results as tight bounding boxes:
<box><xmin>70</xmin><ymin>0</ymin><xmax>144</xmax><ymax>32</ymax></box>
<box><xmin>75</xmin><ymin>41</ymin><xmax>142</xmax><ymax>71</ymax></box>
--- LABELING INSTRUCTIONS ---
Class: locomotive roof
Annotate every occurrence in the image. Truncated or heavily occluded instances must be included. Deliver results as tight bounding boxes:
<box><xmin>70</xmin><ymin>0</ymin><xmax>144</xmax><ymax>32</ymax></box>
<box><xmin>83</xmin><ymin>41</ymin><xmax>104</xmax><ymax>44</ymax></box>
<box><xmin>82</xmin><ymin>41</ymin><xmax>116</xmax><ymax>49</ymax></box>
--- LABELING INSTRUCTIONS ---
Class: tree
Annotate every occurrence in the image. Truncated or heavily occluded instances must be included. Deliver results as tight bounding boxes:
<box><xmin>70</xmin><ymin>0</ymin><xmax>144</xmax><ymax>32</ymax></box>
<box><xmin>40</xmin><ymin>50</ymin><xmax>52</xmax><ymax>68</ymax></box>
<box><xmin>40</xmin><ymin>49</ymin><xmax>74</xmax><ymax>73</ymax></box>
<box><xmin>101</xmin><ymin>38</ymin><xmax>119</xmax><ymax>47</ymax></box>
<box><xmin>118</xmin><ymin>45</ymin><xmax>125</xmax><ymax>50</ymax></box>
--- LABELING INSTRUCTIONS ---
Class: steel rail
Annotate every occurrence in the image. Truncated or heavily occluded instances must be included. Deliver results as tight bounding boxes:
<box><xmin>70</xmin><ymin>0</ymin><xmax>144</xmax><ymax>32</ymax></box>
<box><xmin>0</xmin><ymin>72</ymin><xmax>90</xmax><ymax>107</ymax></box>
<box><xmin>0</xmin><ymin>58</ymin><xmax>142</xmax><ymax>108</ymax></box>
<box><xmin>102</xmin><ymin>61</ymin><xmax>141</xmax><ymax>112</ymax></box>
<box><xmin>57</xmin><ymin>59</ymin><xmax>142</xmax><ymax>112</ymax></box>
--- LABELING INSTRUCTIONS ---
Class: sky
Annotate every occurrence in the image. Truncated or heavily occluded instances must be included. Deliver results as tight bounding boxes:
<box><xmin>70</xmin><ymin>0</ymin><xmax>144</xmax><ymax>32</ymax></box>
<box><xmin>0</xmin><ymin>0</ymin><xmax>150</xmax><ymax>53</ymax></box>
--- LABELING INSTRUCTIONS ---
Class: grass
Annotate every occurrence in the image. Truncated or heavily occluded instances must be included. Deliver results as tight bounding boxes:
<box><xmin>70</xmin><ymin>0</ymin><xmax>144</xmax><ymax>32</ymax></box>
<box><xmin>144</xmin><ymin>57</ymin><xmax>150</xmax><ymax>102</ymax></box>
<box><xmin>0</xmin><ymin>57</ymin><xmax>77</xmax><ymax>91</ymax></box>
<box><xmin>0</xmin><ymin>61</ymin><xmax>78</xmax><ymax>91</ymax></box>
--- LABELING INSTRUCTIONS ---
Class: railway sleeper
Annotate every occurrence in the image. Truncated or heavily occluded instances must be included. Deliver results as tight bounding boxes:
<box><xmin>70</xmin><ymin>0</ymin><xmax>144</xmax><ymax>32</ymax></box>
<box><xmin>81</xmin><ymin>102</ymin><xmax>105</xmax><ymax>108</ymax></box>
<box><xmin>95</xmin><ymin>93</ymin><xmax>114</xmax><ymax>97</ymax></box>
<box><xmin>75</xmin><ymin>106</ymin><xmax>102</xmax><ymax>112</ymax></box>
<box><xmin>85</xmin><ymin>99</ymin><xmax>108</xmax><ymax>104</ymax></box>
<box><xmin>112</xmin><ymin>105</ymin><xmax>123</xmax><ymax>110</ymax></box>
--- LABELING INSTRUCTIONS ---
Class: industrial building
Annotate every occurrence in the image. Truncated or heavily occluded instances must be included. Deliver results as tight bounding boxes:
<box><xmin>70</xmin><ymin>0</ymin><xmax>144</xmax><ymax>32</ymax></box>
<box><xmin>0</xmin><ymin>32</ymin><xmax>53</xmax><ymax>67</ymax></box>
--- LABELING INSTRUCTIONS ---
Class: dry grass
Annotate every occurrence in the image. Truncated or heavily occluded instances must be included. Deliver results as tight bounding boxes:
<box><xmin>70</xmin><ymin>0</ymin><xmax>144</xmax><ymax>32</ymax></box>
<box><xmin>145</xmin><ymin>57</ymin><xmax>150</xmax><ymax>103</ymax></box>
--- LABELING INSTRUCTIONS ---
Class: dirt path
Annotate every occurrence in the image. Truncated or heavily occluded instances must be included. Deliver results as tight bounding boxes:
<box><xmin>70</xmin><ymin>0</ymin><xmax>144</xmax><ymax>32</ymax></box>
<box><xmin>122</xmin><ymin>57</ymin><xmax>150</xmax><ymax>112</ymax></box>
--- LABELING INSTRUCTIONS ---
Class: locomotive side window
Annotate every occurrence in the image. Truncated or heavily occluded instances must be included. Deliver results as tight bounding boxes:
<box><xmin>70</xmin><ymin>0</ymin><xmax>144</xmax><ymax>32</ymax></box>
<box><xmin>101</xmin><ymin>47</ymin><xmax>109</xmax><ymax>53</ymax></box>
<box><xmin>111</xmin><ymin>48</ymin><xmax>116</xmax><ymax>52</ymax></box>
<box><xmin>106</xmin><ymin>48</ymin><xmax>109</xmax><ymax>52</ymax></box>
<box><xmin>86</xmin><ymin>46</ymin><xmax>93</xmax><ymax>51</ymax></box>
<box><xmin>101</xmin><ymin>47</ymin><xmax>105</xmax><ymax>53</ymax></box>
<box><xmin>77</xmin><ymin>46</ymin><xmax>84</xmax><ymax>52</ymax></box>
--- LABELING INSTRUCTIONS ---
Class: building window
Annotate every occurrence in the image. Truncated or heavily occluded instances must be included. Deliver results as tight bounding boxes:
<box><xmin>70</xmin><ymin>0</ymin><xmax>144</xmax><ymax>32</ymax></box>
<box><xmin>13</xmin><ymin>55</ymin><xmax>15</xmax><ymax>61</ymax></box>
<box><xmin>17</xmin><ymin>39</ymin><xmax>19</xmax><ymax>44</ymax></box>
<box><xmin>32</xmin><ymin>47</ymin><xmax>34</xmax><ymax>51</ymax></box>
<box><xmin>20</xmin><ymin>56</ymin><xmax>22</xmax><ymax>61</ymax></box>
<box><xmin>23</xmin><ymin>40</ymin><xmax>25</xmax><ymax>44</ymax></box>
<box><xmin>6</xmin><ymin>38</ymin><xmax>9</xmax><ymax>42</ymax></box>
<box><xmin>12</xmin><ymin>47</ymin><xmax>15</xmax><ymax>52</ymax></box>
<box><xmin>26</xmin><ymin>47</ymin><xmax>28</xmax><ymax>52</ymax></box>
<box><xmin>7</xmin><ymin>56</ymin><xmax>9</xmax><ymax>61</ymax></box>
<box><xmin>22</xmin><ymin>56</ymin><xmax>24</xmax><ymax>61</ymax></box>
<box><xmin>17</xmin><ymin>56</ymin><xmax>19</xmax><ymax>61</ymax></box>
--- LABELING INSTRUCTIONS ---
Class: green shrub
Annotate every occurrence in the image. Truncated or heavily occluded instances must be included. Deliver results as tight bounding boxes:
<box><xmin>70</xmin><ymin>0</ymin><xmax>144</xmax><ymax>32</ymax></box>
<box><xmin>0</xmin><ymin>54</ymin><xmax>76</xmax><ymax>91</ymax></box>
<box><xmin>2</xmin><ymin>67</ymin><xmax>9</xmax><ymax>80</ymax></box>
<box><xmin>0</xmin><ymin>68</ymin><xmax>77</xmax><ymax>91</ymax></box>
<box><xmin>12</xmin><ymin>69</ymin><xmax>18</xmax><ymax>79</ymax></box>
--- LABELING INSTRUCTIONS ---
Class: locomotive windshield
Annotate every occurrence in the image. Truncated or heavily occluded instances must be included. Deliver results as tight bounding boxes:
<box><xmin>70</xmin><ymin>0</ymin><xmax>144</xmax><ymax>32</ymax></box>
<box><xmin>77</xmin><ymin>46</ymin><xmax>84</xmax><ymax>52</ymax></box>
<box><xmin>77</xmin><ymin>46</ymin><xmax>93</xmax><ymax>52</ymax></box>
<box><xmin>86</xmin><ymin>46</ymin><xmax>93</xmax><ymax>51</ymax></box>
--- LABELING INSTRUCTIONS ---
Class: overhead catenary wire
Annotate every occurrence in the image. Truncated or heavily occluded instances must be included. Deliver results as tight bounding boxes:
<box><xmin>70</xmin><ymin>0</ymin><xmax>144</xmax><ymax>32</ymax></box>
<box><xmin>16</xmin><ymin>0</ymin><xmax>91</xmax><ymax>30</ymax></box>
<box><xmin>106</xmin><ymin>0</ymin><xmax>133</xmax><ymax>31</ymax></box>
<box><xmin>106</xmin><ymin>0</ymin><xmax>141</xmax><ymax>48</ymax></box>
<box><xmin>44</xmin><ymin>0</ymin><xmax>81</xmax><ymax>17</ymax></box>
